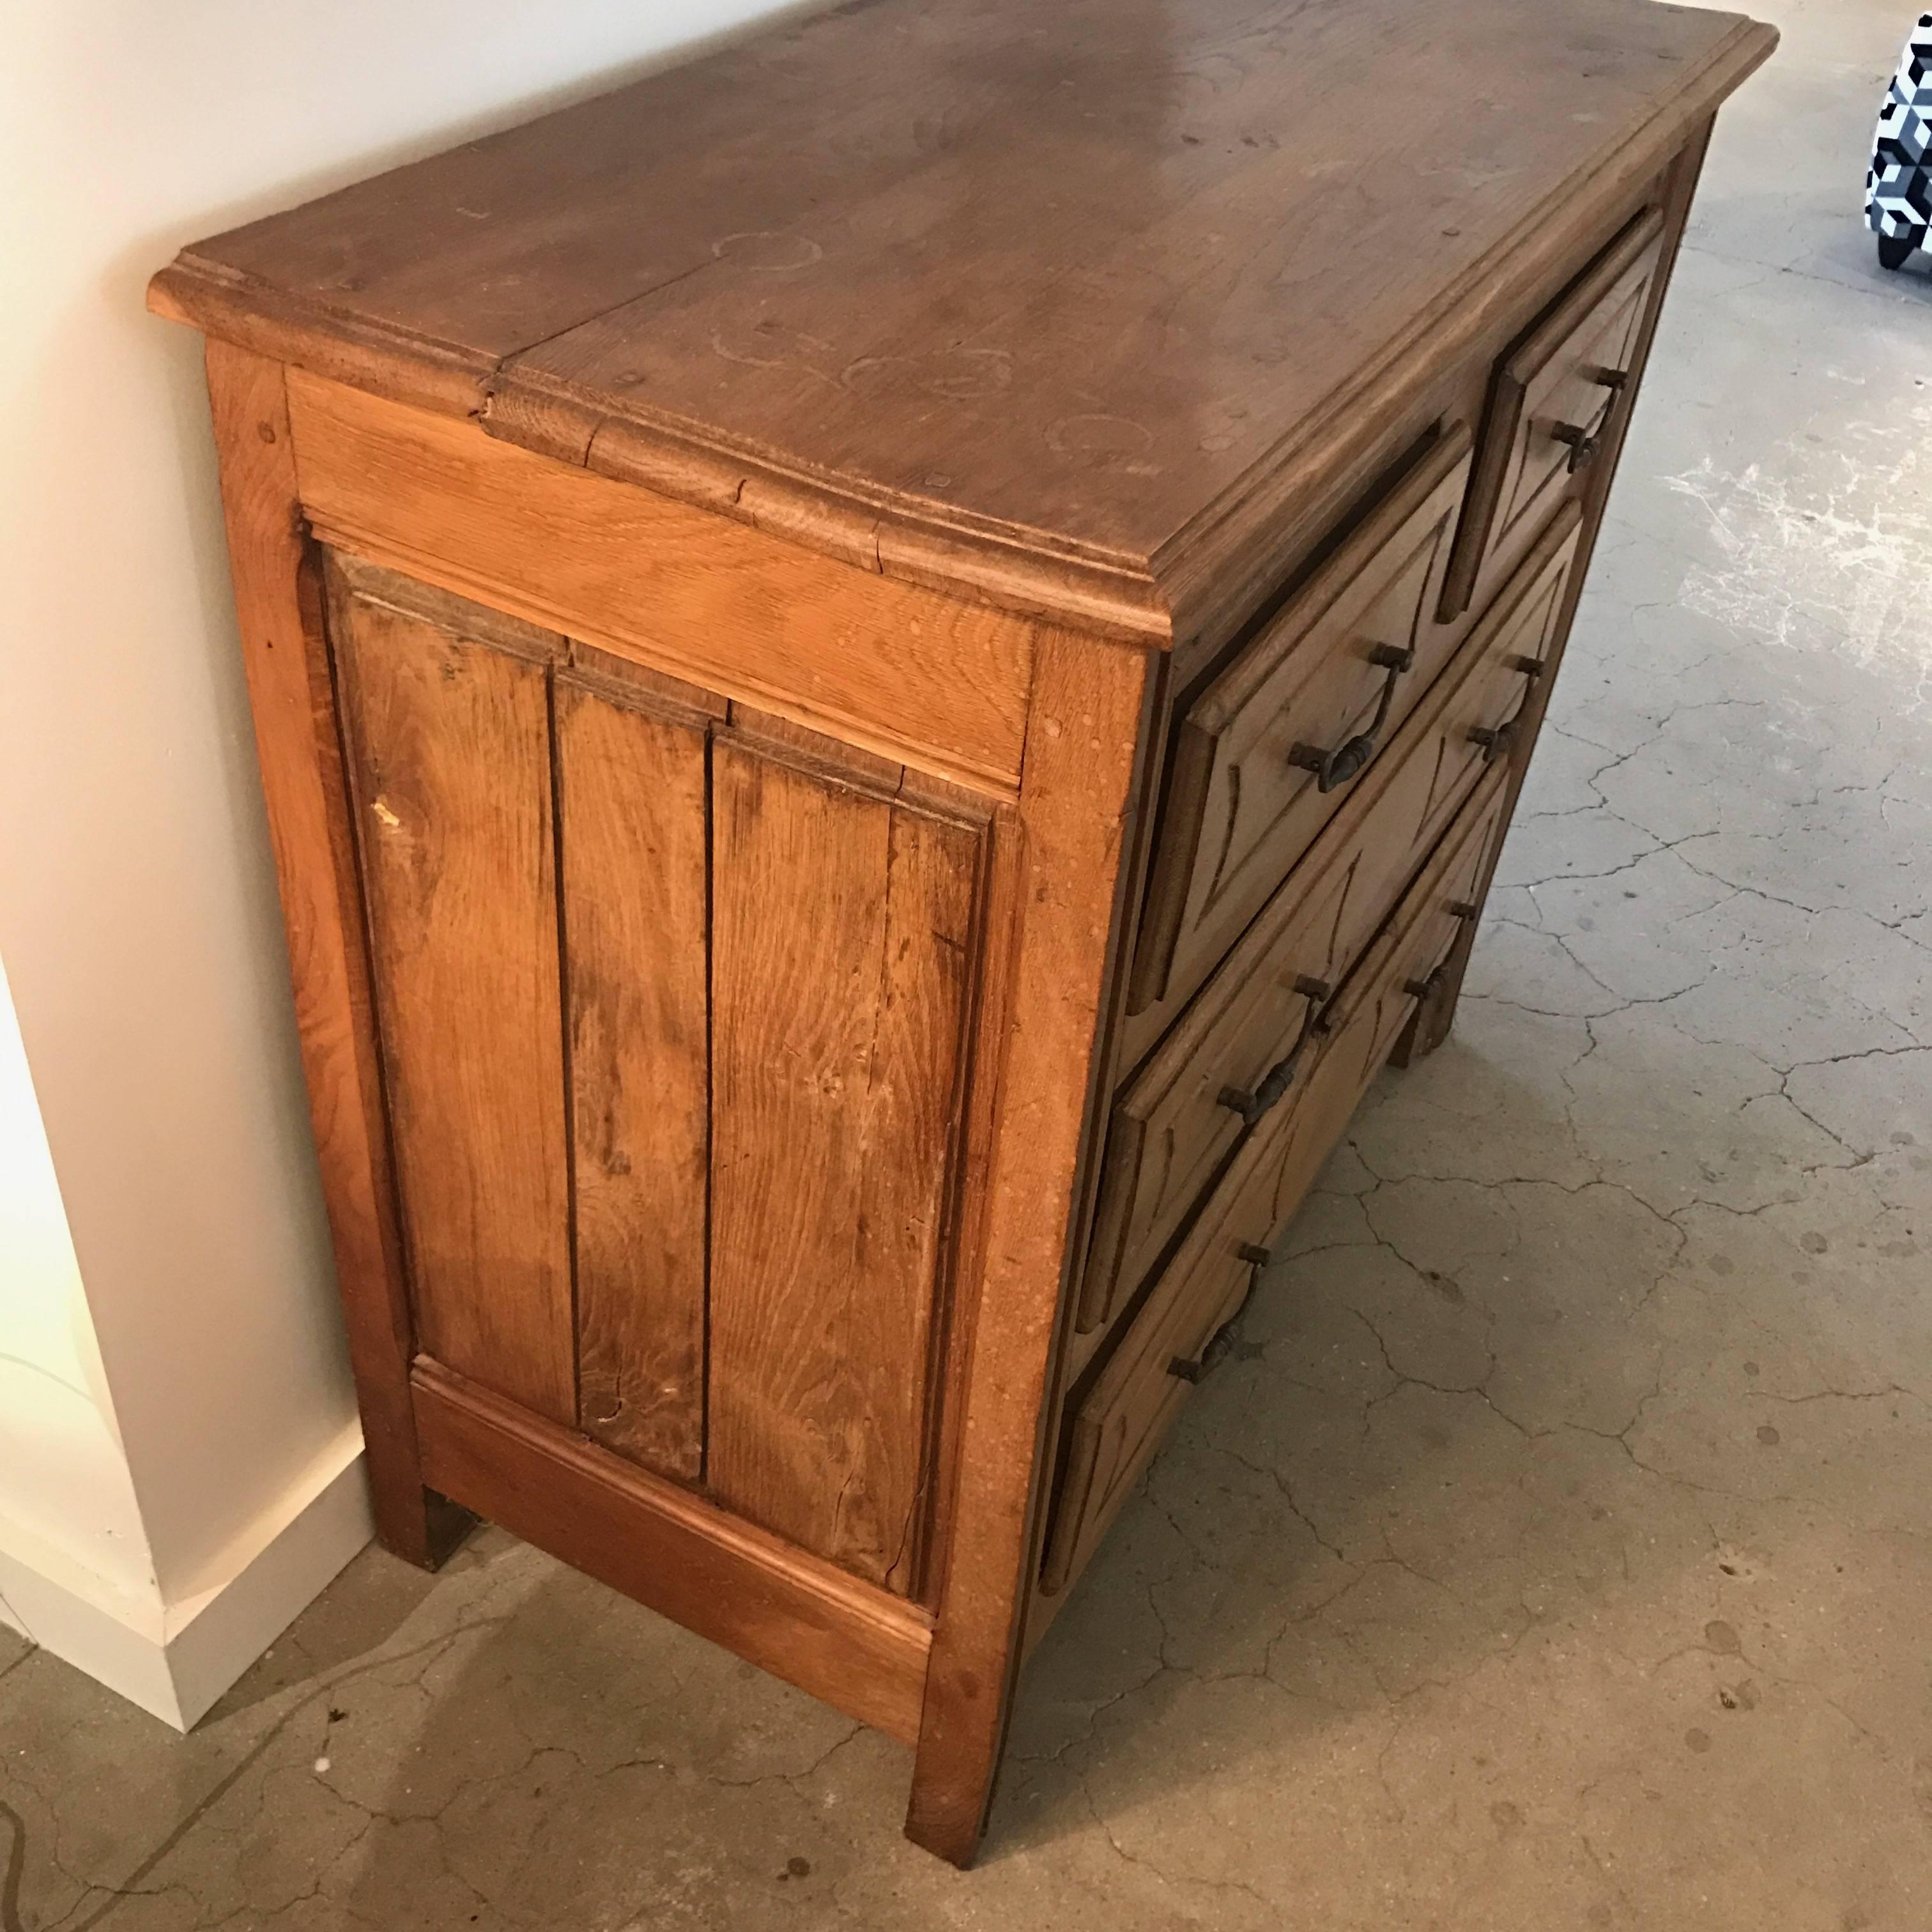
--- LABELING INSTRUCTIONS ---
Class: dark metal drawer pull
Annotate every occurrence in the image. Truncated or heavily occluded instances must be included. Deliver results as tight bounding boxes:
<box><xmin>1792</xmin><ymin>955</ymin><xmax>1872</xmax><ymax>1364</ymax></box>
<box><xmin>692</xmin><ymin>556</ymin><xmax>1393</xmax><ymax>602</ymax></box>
<box><xmin>1217</xmin><ymin>983</ymin><xmax>1332</xmax><ymax>1126</ymax></box>
<box><xmin>1365</xmin><ymin>642</ymin><xmax>1416</xmax><ymax>672</ymax></box>
<box><xmin>1218</xmin><ymin>1036</ymin><xmax>1305</xmax><ymax>1126</ymax></box>
<box><xmin>1449</xmin><ymin>900</ymin><xmax>1480</xmax><ymax>920</ymax></box>
<box><xmin>1404</xmin><ymin>964</ymin><xmax>1448</xmax><ymax>1001</ymax></box>
<box><xmin>1545</xmin><ymin>367</ymin><xmax>1623</xmax><ymax>477</ymax></box>
<box><xmin>1549</xmin><ymin>422</ymin><xmax>1600</xmax><ymax>473</ymax></box>
<box><xmin>1467</xmin><ymin>719</ymin><xmax>1517</xmax><ymax>764</ymax></box>
<box><xmin>1287</xmin><ymin>641</ymin><xmax>1414</xmax><ymax>793</ymax></box>
<box><xmin>1168</xmin><ymin>1253</ymin><xmax>1269</xmax><ymax>1383</ymax></box>
<box><xmin>1168</xmin><ymin>1335</ymin><xmax>1233</xmax><ymax>1384</ymax></box>
<box><xmin>1551</xmin><ymin>367</ymin><xmax>1625</xmax><ymax>475</ymax></box>
<box><xmin>1508</xmin><ymin>653</ymin><xmax>1545</xmax><ymax>679</ymax></box>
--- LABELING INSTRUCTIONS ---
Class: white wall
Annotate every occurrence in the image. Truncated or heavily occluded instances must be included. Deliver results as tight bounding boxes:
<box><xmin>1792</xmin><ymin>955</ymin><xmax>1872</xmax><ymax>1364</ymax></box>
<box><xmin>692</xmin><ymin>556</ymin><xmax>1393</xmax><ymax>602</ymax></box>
<box><xmin>0</xmin><ymin>0</ymin><xmax>795</xmax><ymax>1716</ymax></box>
<box><xmin>0</xmin><ymin>956</ymin><xmax>154</xmax><ymax>1621</ymax></box>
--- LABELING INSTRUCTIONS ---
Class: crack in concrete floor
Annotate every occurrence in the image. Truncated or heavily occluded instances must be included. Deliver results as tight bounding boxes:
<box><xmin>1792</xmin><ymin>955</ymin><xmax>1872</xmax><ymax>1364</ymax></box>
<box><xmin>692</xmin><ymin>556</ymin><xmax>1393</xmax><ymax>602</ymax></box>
<box><xmin>6</xmin><ymin>3</ymin><xmax>1931</xmax><ymax>1925</ymax></box>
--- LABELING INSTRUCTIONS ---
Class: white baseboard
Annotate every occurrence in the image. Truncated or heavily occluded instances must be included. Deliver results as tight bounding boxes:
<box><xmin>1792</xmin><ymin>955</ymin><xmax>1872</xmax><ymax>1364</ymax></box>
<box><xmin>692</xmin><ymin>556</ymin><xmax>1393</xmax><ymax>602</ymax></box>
<box><xmin>0</xmin><ymin>1431</ymin><xmax>372</xmax><ymax>1728</ymax></box>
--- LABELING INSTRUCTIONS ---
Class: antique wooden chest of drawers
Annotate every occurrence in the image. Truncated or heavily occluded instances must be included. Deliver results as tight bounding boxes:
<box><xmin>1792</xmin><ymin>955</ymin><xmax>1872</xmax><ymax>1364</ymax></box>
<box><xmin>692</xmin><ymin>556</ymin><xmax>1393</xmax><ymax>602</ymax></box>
<box><xmin>150</xmin><ymin>0</ymin><xmax>1773</xmax><ymax>1866</ymax></box>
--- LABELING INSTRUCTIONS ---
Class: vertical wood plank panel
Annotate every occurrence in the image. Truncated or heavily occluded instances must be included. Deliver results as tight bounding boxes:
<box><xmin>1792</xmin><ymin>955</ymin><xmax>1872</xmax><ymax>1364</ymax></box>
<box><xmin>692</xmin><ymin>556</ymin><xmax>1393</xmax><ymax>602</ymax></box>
<box><xmin>709</xmin><ymin>741</ymin><xmax>981</xmax><ymax>1591</ymax></box>
<box><xmin>332</xmin><ymin>587</ymin><xmax>574</xmax><ymax>1423</ymax></box>
<box><xmin>555</xmin><ymin>678</ymin><xmax>710</xmax><ymax>1482</ymax></box>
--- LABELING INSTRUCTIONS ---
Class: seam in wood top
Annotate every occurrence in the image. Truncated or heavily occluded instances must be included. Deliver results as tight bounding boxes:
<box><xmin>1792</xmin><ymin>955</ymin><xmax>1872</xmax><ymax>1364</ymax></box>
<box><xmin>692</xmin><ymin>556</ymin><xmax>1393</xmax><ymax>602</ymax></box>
<box><xmin>148</xmin><ymin>0</ymin><xmax>1776</xmax><ymax>641</ymax></box>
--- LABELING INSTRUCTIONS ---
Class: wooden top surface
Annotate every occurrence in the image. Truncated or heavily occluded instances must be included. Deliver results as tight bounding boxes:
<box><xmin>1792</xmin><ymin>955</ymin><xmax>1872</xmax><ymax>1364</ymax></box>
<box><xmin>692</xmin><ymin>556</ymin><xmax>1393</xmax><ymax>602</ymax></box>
<box><xmin>154</xmin><ymin>0</ymin><xmax>1774</xmax><ymax>638</ymax></box>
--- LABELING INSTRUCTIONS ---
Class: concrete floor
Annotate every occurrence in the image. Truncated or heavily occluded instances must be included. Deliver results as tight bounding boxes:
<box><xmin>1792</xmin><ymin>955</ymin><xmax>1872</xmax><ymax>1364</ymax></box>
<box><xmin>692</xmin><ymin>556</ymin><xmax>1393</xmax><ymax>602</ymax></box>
<box><xmin>6</xmin><ymin>3</ymin><xmax>1929</xmax><ymax>1925</ymax></box>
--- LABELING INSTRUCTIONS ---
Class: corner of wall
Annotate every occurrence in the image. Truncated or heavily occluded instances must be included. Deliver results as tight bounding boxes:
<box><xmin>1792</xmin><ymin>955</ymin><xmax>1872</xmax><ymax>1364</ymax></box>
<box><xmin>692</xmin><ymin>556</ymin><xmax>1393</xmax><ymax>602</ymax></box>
<box><xmin>0</xmin><ymin>1427</ymin><xmax>372</xmax><ymax>1729</ymax></box>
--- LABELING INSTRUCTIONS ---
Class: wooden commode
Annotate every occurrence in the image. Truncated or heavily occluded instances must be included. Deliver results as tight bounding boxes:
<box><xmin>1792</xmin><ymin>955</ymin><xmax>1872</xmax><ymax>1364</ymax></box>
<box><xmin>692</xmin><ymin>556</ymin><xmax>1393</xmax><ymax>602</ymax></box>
<box><xmin>151</xmin><ymin>0</ymin><xmax>1774</xmax><ymax>1866</ymax></box>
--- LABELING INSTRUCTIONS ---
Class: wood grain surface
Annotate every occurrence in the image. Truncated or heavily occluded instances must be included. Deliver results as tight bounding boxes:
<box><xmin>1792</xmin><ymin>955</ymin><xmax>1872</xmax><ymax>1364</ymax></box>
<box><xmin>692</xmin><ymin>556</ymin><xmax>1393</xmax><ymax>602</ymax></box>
<box><xmin>287</xmin><ymin>371</ymin><xmax>1034</xmax><ymax>788</ymax></box>
<box><xmin>169</xmin><ymin>0</ymin><xmax>1779</xmax><ymax>1870</ymax></box>
<box><xmin>707</xmin><ymin>739</ymin><xmax>983</xmax><ymax>1591</ymax></box>
<box><xmin>153</xmin><ymin>0</ymin><xmax>1775</xmax><ymax>630</ymax></box>
<box><xmin>1130</xmin><ymin>425</ymin><xmax>1472</xmax><ymax>1016</ymax></box>
<box><xmin>555</xmin><ymin>677</ymin><xmax>711</xmax><ymax>1482</ymax></box>
<box><xmin>413</xmin><ymin>1360</ymin><xmax>934</xmax><ymax>1743</ymax></box>
<box><xmin>203</xmin><ymin>343</ymin><xmax>464</xmax><ymax>1567</ymax></box>
<box><xmin>1043</xmin><ymin>762</ymin><xmax>1512</xmax><ymax>1605</ymax></box>
<box><xmin>1412</xmin><ymin>128</ymin><xmax>1719</xmax><ymax>1061</ymax></box>
<box><xmin>330</xmin><ymin>573</ymin><xmax>576</xmax><ymax>1423</ymax></box>
<box><xmin>1439</xmin><ymin>209</ymin><xmax>1666</xmax><ymax>618</ymax></box>
<box><xmin>907</xmin><ymin>632</ymin><xmax>1156</xmax><ymax>1863</ymax></box>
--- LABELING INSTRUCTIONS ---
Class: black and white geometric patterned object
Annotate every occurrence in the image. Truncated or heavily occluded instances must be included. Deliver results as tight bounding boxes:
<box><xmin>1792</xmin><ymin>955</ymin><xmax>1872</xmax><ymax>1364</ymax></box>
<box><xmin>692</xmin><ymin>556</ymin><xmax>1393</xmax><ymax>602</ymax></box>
<box><xmin>1867</xmin><ymin>13</ymin><xmax>1932</xmax><ymax>270</ymax></box>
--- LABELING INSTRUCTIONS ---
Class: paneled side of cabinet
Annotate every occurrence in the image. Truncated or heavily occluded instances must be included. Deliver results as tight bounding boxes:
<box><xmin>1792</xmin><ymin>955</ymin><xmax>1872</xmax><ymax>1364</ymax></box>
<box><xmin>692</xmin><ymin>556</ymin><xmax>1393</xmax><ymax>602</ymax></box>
<box><xmin>323</xmin><ymin>553</ymin><xmax>993</xmax><ymax>1595</ymax></box>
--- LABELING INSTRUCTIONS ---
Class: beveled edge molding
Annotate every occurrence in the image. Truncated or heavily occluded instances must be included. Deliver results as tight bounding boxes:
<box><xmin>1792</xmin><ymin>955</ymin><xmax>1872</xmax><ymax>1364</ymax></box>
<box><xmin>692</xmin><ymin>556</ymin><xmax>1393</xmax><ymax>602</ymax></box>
<box><xmin>150</xmin><ymin>257</ymin><xmax>1172</xmax><ymax>647</ymax></box>
<box><xmin>150</xmin><ymin>257</ymin><xmax>494</xmax><ymax>420</ymax></box>
<box><xmin>485</xmin><ymin>366</ymin><xmax>1174</xmax><ymax>647</ymax></box>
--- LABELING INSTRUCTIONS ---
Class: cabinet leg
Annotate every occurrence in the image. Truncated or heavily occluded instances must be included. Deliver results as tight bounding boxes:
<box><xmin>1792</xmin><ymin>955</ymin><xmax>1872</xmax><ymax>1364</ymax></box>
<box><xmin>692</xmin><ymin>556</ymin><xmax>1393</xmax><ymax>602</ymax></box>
<box><xmin>374</xmin><ymin>1479</ymin><xmax>475</xmax><ymax>1572</ymax></box>
<box><xmin>904</xmin><ymin>1671</ymin><xmax>1008</xmax><ymax>1867</ymax></box>
<box><xmin>1393</xmin><ymin>914</ymin><xmax>1481</xmax><ymax>1066</ymax></box>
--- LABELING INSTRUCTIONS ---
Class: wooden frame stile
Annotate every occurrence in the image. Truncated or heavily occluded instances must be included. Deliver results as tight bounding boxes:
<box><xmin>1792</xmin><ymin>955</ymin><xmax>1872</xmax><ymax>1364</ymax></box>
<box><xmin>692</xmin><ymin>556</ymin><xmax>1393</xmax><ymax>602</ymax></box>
<box><xmin>203</xmin><ymin>337</ymin><xmax>465</xmax><ymax>1568</ymax></box>
<box><xmin>907</xmin><ymin>626</ymin><xmax>1160</xmax><ymax>1865</ymax></box>
<box><xmin>1402</xmin><ymin>115</ymin><xmax>1717</xmax><ymax>1064</ymax></box>
<box><xmin>909</xmin><ymin>788</ymin><xmax>1025</xmax><ymax>1611</ymax></box>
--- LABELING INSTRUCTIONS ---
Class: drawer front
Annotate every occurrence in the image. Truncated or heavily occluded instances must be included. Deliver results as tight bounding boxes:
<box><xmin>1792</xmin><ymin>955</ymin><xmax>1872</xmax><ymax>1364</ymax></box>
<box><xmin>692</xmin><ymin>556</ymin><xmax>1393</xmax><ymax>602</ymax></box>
<box><xmin>1078</xmin><ymin>502</ymin><xmax>1581</xmax><ymax>1333</ymax></box>
<box><xmin>1439</xmin><ymin>208</ymin><xmax>1664</xmax><ymax>619</ymax></box>
<box><xmin>1042</xmin><ymin>1100</ymin><xmax>1292</xmax><ymax>1598</ymax></box>
<box><xmin>1129</xmin><ymin>425</ymin><xmax>1473</xmax><ymax>1018</ymax></box>
<box><xmin>1079</xmin><ymin>856</ymin><xmax>1343</xmax><ymax>1334</ymax></box>
<box><xmin>1041</xmin><ymin>766</ymin><xmax>1512</xmax><ymax>1598</ymax></box>
<box><xmin>1336</xmin><ymin>765</ymin><xmax>1511</xmax><ymax>1087</ymax></box>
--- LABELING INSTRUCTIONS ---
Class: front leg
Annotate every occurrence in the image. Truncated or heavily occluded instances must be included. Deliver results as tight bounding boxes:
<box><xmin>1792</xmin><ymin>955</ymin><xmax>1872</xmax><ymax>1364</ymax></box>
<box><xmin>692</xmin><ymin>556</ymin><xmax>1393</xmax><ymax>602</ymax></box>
<box><xmin>905</xmin><ymin>632</ymin><xmax>1154</xmax><ymax>1865</ymax></box>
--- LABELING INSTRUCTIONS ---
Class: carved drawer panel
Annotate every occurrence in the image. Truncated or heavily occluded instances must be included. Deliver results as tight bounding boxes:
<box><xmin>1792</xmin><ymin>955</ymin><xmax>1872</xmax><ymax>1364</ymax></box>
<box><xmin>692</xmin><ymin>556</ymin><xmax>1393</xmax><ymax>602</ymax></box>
<box><xmin>1128</xmin><ymin>426</ymin><xmax>1474</xmax><ymax>1020</ymax></box>
<box><xmin>1079</xmin><ymin>503</ymin><xmax>1581</xmax><ymax>1335</ymax></box>
<box><xmin>1043</xmin><ymin>762</ymin><xmax>1512</xmax><ymax>1600</ymax></box>
<box><xmin>1439</xmin><ymin>208</ymin><xmax>1665</xmax><ymax>618</ymax></box>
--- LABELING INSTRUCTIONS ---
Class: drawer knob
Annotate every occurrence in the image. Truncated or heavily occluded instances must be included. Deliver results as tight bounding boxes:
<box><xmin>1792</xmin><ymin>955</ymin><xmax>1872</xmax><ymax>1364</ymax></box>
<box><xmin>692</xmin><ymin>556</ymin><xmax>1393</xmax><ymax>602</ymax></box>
<box><xmin>1404</xmin><ymin>964</ymin><xmax>1448</xmax><ymax>1001</ymax></box>
<box><xmin>1287</xmin><ymin>643</ymin><xmax>1413</xmax><ymax>793</ymax></box>
<box><xmin>1236</xmin><ymin>1243</ymin><xmax>1273</xmax><ymax>1266</ymax></box>
<box><xmin>1507</xmin><ymin>653</ymin><xmax>1545</xmax><ymax>680</ymax></box>
<box><xmin>1291</xmin><ymin>973</ymin><xmax>1333</xmax><ymax>1001</ymax></box>
<box><xmin>1466</xmin><ymin>719</ymin><xmax>1517</xmax><ymax>765</ymax></box>
<box><xmin>1448</xmin><ymin>900</ymin><xmax>1480</xmax><ymax>921</ymax></box>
